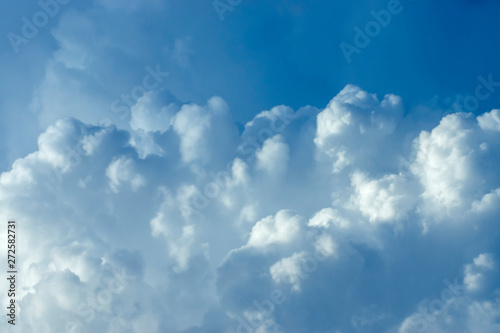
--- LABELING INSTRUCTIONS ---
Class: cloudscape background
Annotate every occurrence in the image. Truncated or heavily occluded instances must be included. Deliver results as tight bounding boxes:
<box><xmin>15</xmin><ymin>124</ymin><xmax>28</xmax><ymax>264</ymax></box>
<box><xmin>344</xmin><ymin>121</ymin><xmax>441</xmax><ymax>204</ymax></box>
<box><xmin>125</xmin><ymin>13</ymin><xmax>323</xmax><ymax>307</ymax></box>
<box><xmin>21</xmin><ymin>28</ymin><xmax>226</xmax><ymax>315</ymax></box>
<box><xmin>1</xmin><ymin>0</ymin><xmax>500</xmax><ymax>332</ymax></box>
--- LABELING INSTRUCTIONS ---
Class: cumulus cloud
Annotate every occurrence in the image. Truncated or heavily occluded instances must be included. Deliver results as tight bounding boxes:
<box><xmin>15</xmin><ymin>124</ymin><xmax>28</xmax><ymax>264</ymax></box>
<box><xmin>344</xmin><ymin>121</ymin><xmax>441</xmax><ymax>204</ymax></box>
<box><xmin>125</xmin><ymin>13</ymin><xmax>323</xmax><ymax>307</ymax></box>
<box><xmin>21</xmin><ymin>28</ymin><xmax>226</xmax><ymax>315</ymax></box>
<box><xmin>314</xmin><ymin>84</ymin><xmax>404</xmax><ymax>174</ymax></box>
<box><xmin>478</xmin><ymin>109</ymin><xmax>500</xmax><ymax>131</ymax></box>
<box><xmin>2</xmin><ymin>83</ymin><xmax>500</xmax><ymax>333</ymax></box>
<box><xmin>255</xmin><ymin>134</ymin><xmax>290</xmax><ymax>175</ymax></box>
<box><xmin>399</xmin><ymin>254</ymin><xmax>499</xmax><ymax>333</ymax></box>
<box><xmin>172</xmin><ymin>96</ymin><xmax>237</xmax><ymax>168</ymax></box>
<box><xmin>270</xmin><ymin>251</ymin><xmax>310</xmax><ymax>291</ymax></box>
<box><xmin>129</xmin><ymin>90</ymin><xmax>178</xmax><ymax>134</ymax></box>
<box><xmin>411</xmin><ymin>114</ymin><xmax>477</xmax><ymax>214</ymax></box>
<box><xmin>308</xmin><ymin>208</ymin><xmax>350</xmax><ymax>229</ymax></box>
<box><xmin>246</xmin><ymin>210</ymin><xmax>302</xmax><ymax>250</ymax></box>
<box><xmin>350</xmin><ymin>171</ymin><xmax>416</xmax><ymax>224</ymax></box>
<box><xmin>106</xmin><ymin>156</ymin><xmax>146</xmax><ymax>193</ymax></box>
<box><xmin>464</xmin><ymin>253</ymin><xmax>495</xmax><ymax>292</ymax></box>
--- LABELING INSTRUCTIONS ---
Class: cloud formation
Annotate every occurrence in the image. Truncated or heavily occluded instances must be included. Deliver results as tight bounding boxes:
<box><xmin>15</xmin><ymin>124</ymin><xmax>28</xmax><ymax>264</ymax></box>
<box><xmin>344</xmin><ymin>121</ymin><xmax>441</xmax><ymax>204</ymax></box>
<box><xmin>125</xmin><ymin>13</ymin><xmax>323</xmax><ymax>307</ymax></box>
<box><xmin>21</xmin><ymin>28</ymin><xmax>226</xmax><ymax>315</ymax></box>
<box><xmin>1</xmin><ymin>83</ymin><xmax>500</xmax><ymax>333</ymax></box>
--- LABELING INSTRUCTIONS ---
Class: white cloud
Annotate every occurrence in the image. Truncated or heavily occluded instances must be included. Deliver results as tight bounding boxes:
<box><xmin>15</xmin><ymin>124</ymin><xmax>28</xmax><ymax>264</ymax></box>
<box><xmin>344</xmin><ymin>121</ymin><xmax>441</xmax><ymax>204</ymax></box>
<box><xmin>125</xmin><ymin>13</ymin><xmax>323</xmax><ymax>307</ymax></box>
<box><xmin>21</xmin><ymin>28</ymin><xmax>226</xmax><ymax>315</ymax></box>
<box><xmin>173</xmin><ymin>102</ymin><xmax>212</xmax><ymax>164</ymax></box>
<box><xmin>411</xmin><ymin>113</ymin><xmax>482</xmax><ymax>217</ymax></box>
<box><xmin>474</xmin><ymin>253</ymin><xmax>495</xmax><ymax>269</ymax></box>
<box><xmin>149</xmin><ymin>186</ymin><xmax>201</xmax><ymax>273</ymax></box>
<box><xmin>472</xmin><ymin>188</ymin><xmax>500</xmax><ymax>213</ymax></box>
<box><xmin>172</xmin><ymin>96</ymin><xmax>236</xmax><ymax>167</ymax></box>
<box><xmin>2</xmin><ymin>83</ymin><xmax>500</xmax><ymax>333</ymax></box>
<box><xmin>129</xmin><ymin>90</ymin><xmax>177</xmax><ymax>133</ymax></box>
<box><xmin>464</xmin><ymin>253</ymin><xmax>495</xmax><ymax>292</ymax></box>
<box><xmin>270</xmin><ymin>252</ymin><xmax>309</xmax><ymax>291</ymax></box>
<box><xmin>308</xmin><ymin>208</ymin><xmax>350</xmax><ymax>229</ymax></box>
<box><xmin>350</xmin><ymin>171</ymin><xmax>416</xmax><ymax>224</ymax></box>
<box><xmin>246</xmin><ymin>210</ymin><xmax>302</xmax><ymax>249</ymax></box>
<box><xmin>106</xmin><ymin>156</ymin><xmax>146</xmax><ymax>193</ymax></box>
<box><xmin>399</xmin><ymin>254</ymin><xmax>498</xmax><ymax>333</ymax></box>
<box><xmin>314</xmin><ymin>233</ymin><xmax>338</xmax><ymax>258</ymax></box>
<box><xmin>256</xmin><ymin>134</ymin><xmax>290</xmax><ymax>175</ymax></box>
<box><xmin>314</xmin><ymin>84</ymin><xmax>403</xmax><ymax>174</ymax></box>
<box><xmin>478</xmin><ymin>109</ymin><xmax>500</xmax><ymax>132</ymax></box>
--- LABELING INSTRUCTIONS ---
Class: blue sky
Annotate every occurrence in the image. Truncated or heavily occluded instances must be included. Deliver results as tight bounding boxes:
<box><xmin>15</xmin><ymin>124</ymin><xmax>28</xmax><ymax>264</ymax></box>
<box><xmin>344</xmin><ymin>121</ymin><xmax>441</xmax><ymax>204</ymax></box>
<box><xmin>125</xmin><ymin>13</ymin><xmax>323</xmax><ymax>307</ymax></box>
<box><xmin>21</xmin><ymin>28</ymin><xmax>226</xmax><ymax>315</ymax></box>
<box><xmin>2</xmin><ymin>0</ymin><xmax>500</xmax><ymax>167</ymax></box>
<box><xmin>1</xmin><ymin>1</ymin><xmax>500</xmax><ymax>332</ymax></box>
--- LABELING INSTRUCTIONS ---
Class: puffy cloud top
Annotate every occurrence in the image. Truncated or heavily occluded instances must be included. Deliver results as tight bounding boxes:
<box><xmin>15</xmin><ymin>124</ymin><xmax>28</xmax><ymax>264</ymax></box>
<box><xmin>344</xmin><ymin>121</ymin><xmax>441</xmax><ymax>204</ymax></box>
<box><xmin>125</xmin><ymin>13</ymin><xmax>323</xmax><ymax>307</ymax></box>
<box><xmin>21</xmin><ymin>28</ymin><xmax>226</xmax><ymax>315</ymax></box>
<box><xmin>1</xmin><ymin>85</ymin><xmax>500</xmax><ymax>333</ymax></box>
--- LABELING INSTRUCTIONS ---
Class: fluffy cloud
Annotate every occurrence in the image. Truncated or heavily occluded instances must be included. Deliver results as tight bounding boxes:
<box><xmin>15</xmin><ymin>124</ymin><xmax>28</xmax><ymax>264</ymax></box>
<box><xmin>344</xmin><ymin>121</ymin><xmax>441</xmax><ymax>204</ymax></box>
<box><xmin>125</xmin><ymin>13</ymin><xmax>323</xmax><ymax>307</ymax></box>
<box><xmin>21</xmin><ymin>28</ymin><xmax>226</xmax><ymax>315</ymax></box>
<box><xmin>172</xmin><ymin>96</ymin><xmax>237</xmax><ymax>167</ymax></box>
<box><xmin>411</xmin><ymin>113</ymin><xmax>477</xmax><ymax>214</ymax></box>
<box><xmin>308</xmin><ymin>208</ymin><xmax>350</xmax><ymax>229</ymax></box>
<box><xmin>255</xmin><ymin>135</ymin><xmax>290</xmax><ymax>175</ymax></box>
<box><xmin>246</xmin><ymin>210</ymin><xmax>302</xmax><ymax>250</ymax></box>
<box><xmin>478</xmin><ymin>109</ymin><xmax>500</xmax><ymax>132</ymax></box>
<box><xmin>464</xmin><ymin>253</ymin><xmax>495</xmax><ymax>292</ymax></box>
<box><xmin>314</xmin><ymin>84</ymin><xmax>404</xmax><ymax>174</ymax></box>
<box><xmin>1</xmin><ymin>83</ymin><xmax>500</xmax><ymax>333</ymax></box>
<box><xmin>106</xmin><ymin>156</ymin><xmax>146</xmax><ymax>193</ymax></box>
<box><xmin>129</xmin><ymin>90</ymin><xmax>178</xmax><ymax>134</ymax></box>
<box><xmin>270</xmin><ymin>251</ymin><xmax>310</xmax><ymax>291</ymax></box>
<box><xmin>399</xmin><ymin>254</ymin><xmax>499</xmax><ymax>333</ymax></box>
<box><xmin>350</xmin><ymin>172</ymin><xmax>416</xmax><ymax>224</ymax></box>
